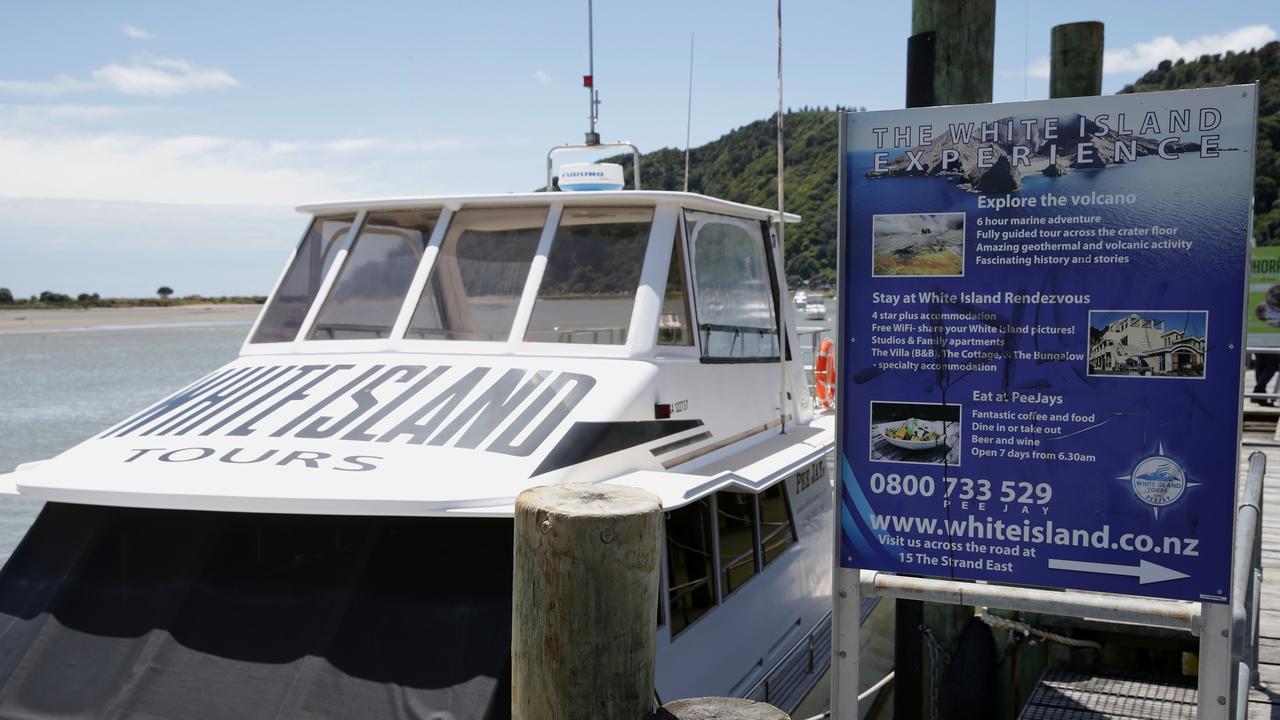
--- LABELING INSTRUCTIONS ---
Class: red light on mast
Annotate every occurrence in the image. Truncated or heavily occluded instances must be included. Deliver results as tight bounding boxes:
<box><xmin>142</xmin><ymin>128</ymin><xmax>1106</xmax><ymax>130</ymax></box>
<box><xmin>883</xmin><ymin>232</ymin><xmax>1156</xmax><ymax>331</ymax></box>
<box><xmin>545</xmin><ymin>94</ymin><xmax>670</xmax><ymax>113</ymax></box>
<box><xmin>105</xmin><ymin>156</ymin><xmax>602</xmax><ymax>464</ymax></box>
<box><xmin>583</xmin><ymin>74</ymin><xmax>593</xmax><ymax>88</ymax></box>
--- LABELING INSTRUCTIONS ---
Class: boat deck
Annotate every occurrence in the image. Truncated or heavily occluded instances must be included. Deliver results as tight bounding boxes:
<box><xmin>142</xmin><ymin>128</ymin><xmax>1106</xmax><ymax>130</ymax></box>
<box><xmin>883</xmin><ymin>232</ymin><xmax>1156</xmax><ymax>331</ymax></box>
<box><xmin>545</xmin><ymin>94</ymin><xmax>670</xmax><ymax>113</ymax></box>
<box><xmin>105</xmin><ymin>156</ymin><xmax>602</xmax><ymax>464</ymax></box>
<box><xmin>1019</xmin><ymin>434</ymin><xmax>1280</xmax><ymax>719</ymax></box>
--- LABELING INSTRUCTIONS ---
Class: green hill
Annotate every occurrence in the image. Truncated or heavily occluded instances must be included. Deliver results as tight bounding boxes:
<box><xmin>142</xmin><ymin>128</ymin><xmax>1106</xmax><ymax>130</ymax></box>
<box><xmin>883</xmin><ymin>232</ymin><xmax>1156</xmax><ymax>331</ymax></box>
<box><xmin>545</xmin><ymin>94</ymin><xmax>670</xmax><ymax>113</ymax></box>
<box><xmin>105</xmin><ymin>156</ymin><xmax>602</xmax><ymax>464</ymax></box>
<box><xmin>602</xmin><ymin>40</ymin><xmax>1279</xmax><ymax>284</ymax></box>
<box><xmin>1118</xmin><ymin>40</ymin><xmax>1279</xmax><ymax>243</ymax></box>
<box><xmin>605</xmin><ymin>108</ymin><xmax>847</xmax><ymax>288</ymax></box>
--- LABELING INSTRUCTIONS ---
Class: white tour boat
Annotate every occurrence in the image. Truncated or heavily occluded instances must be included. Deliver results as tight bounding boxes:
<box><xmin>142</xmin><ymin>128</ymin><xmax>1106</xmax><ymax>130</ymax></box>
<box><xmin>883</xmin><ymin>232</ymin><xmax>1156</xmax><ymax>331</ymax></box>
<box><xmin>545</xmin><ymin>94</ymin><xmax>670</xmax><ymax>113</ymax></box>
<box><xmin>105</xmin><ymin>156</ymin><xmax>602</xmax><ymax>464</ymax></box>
<box><xmin>0</xmin><ymin>150</ymin><xmax>887</xmax><ymax>717</ymax></box>
<box><xmin>803</xmin><ymin>300</ymin><xmax>828</xmax><ymax>321</ymax></box>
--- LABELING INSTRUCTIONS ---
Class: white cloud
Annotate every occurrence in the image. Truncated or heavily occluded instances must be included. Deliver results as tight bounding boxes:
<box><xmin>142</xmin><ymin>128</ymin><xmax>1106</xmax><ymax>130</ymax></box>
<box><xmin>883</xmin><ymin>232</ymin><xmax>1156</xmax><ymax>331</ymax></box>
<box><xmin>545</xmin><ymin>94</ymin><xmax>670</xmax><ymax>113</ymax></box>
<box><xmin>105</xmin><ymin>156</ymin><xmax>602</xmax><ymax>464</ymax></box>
<box><xmin>92</xmin><ymin>55</ymin><xmax>238</xmax><ymax>96</ymax></box>
<box><xmin>0</xmin><ymin>128</ymin><xmax>488</xmax><ymax>207</ymax></box>
<box><xmin>0</xmin><ymin>75</ymin><xmax>93</xmax><ymax>97</ymax></box>
<box><xmin>41</xmin><ymin>104</ymin><xmax>129</xmax><ymax>121</ymax></box>
<box><xmin>323</xmin><ymin>138</ymin><xmax>380</xmax><ymax>153</ymax></box>
<box><xmin>0</xmin><ymin>131</ymin><xmax>350</xmax><ymax>206</ymax></box>
<box><xmin>533</xmin><ymin>69</ymin><xmax>552</xmax><ymax>84</ymax></box>
<box><xmin>1026</xmin><ymin>24</ymin><xmax>1277</xmax><ymax>79</ymax></box>
<box><xmin>0</xmin><ymin>54</ymin><xmax>237</xmax><ymax>97</ymax></box>
<box><xmin>121</xmin><ymin>24</ymin><xmax>154</xmax><ymax>40</ymax></box>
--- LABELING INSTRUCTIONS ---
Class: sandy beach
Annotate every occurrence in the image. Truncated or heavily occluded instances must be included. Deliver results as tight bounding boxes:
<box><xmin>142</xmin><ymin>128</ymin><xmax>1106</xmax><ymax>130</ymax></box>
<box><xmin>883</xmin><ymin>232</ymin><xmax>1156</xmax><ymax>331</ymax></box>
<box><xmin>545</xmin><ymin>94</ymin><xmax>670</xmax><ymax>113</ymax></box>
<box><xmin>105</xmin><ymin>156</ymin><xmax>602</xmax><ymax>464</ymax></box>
<box><xmin>0</xmin><ymin>304</ymin><xmax>261</xmax><ymax>334</ymax></box>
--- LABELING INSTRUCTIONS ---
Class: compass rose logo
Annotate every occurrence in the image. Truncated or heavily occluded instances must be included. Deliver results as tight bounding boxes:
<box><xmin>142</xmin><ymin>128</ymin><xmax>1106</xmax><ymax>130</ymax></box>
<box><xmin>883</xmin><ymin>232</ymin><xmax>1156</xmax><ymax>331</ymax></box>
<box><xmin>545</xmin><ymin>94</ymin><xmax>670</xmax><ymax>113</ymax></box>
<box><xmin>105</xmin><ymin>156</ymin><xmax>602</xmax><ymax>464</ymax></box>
<box><xmin>1118</xmin><ymin>443</ymin><xmax>1199</xmax><ymax>517</ymax></box>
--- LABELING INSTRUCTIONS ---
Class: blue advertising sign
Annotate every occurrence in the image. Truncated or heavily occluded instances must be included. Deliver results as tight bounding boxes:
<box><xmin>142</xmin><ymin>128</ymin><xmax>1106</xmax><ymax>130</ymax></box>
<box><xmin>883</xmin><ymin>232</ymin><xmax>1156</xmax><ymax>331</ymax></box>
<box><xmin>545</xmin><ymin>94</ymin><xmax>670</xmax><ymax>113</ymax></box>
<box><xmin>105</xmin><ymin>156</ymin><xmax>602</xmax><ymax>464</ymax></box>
<box><xmin>838</xmin><ymin>86</ymin><xmax>1257</xmax><ymax>602</ymax></box>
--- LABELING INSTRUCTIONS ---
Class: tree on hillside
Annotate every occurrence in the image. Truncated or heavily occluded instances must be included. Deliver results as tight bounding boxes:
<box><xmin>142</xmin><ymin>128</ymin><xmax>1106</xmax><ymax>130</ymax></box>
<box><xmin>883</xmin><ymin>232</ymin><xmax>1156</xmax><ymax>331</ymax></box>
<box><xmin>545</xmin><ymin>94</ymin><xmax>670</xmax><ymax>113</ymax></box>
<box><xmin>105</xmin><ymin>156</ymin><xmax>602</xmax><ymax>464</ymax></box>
<box><xmin>157</xmin><ymin>286</ymin><xmax>174</xmax><ymax>299</ymax></box>
<box><xmin>0</xmin><ymin>288</ymin><xmax>12</xmax><ymax>304</ymax></box>
<box><xmin>1119</xmin><ymin>41</ymin><xmax>1279</xmax><ymax>243</ymax></box>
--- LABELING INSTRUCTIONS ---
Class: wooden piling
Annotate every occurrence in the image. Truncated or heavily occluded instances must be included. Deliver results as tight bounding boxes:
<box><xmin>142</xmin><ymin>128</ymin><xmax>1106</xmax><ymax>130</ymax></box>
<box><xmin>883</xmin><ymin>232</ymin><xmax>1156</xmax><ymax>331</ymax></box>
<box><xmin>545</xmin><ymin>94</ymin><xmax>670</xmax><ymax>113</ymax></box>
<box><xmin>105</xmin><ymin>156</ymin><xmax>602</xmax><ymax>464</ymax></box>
<box><xmin>900</xmin><ymin>3</ymin><xmax>997</xmax><ymax>717</ymax></box>
<box><xmin>1050</xmin><ymin>21</ymin><xmax>1104</xmax><ymax>98</ymax></box>
<box><xmin>910</xmin><ymin>0</ymin><xmax>996</xmax><ymax>106</ymax></box>
<box><xmin>512</xmin><ymin>483</ymin><xmax>663</xmax><ymax>720</ymax></box>
<box><xmin>656</xmin><ymin>697</ymin><xmax>790</xmax><ymax>719</ymax></box>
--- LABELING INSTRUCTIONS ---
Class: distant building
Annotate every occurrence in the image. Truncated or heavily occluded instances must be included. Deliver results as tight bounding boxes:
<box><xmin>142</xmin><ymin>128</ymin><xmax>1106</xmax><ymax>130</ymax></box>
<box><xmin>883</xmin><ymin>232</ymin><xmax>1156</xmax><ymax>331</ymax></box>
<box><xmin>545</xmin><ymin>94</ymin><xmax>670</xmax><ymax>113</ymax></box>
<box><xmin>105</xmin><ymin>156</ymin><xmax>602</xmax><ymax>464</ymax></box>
<box><xmin>1088</xmin><ymin>314</ymin><xmax>1205</xmax><ymax>375</ymax></box>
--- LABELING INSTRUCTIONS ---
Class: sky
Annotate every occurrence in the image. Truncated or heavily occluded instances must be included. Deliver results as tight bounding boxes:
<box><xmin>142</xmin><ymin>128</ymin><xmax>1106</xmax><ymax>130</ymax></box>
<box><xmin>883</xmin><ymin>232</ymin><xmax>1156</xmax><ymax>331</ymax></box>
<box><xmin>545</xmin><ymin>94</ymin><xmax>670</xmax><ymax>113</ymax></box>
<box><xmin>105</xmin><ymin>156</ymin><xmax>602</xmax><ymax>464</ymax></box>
<box><xmin>1</xmin><ymin>1</ymin><xmax>1275</xmax><ymax>297</ymax></box>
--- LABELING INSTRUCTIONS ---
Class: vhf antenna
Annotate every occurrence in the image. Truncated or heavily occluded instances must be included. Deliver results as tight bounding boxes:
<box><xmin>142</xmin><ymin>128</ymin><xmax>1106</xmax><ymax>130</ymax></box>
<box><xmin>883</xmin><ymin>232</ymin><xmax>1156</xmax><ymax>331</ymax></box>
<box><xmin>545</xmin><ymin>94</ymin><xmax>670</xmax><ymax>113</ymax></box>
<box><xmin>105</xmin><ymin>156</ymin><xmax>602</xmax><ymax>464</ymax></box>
<box><xmin>584</xmin><ymin>0</ymin><xmax>601</xmax><ymax>146</ymax></box>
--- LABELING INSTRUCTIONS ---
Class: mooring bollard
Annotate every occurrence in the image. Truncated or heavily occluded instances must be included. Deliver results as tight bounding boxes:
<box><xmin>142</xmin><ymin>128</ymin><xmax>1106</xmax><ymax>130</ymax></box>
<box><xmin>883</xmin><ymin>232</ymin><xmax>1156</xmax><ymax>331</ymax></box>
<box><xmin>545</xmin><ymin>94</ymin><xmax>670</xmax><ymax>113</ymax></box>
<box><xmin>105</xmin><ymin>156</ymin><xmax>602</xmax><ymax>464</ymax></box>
<box><xmin>512</xmin><ymin>483</ymin><xmax>663</xmax><ymax>720</ymax></box>
<box><xmin>655</xmin><ymin>697</ymin><xmax>790</xmax><ymax>719</ymax></box>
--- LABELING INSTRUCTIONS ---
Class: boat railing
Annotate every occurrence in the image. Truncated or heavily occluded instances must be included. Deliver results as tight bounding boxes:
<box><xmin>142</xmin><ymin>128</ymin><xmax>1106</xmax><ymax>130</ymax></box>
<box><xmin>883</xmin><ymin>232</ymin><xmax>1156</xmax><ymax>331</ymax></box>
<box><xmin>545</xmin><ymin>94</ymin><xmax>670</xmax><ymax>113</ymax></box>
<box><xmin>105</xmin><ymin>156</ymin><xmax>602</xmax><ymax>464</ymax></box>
<box><xmin>668</xmin><ymin>577</ymin><xmax>714</xmax><ymax>632</ymax></box>
<box><xmin>556</xmin><ymin>326</ymin><xmax>626</xmax><ymax>344</ymax></box>
<box><xmin>796</xmin><ymin>326</ymin><xmax>828</xmax><ymax>407</ymax></box>
<box><xmin>744</xmin><ymin>609</ymin><xmax>833</xmax><ymax>710</ymax></box>
<box><xmin>546</xmin><ymin>141</ymin><xmax>643</xmax><ymax>190</ymax></box>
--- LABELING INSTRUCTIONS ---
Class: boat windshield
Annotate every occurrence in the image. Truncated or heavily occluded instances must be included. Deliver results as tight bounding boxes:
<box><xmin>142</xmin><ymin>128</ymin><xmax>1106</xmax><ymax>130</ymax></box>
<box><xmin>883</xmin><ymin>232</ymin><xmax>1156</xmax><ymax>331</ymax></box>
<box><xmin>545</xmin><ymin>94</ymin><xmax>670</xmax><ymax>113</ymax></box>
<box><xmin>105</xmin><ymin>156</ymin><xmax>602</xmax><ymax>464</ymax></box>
<box><xmin>255</xmin><ymin>203</ymin><xmax>664</xmax><ymax>347</ymax></box>
<box><xmin>309</xmin><ymin>211</ymin><xmax>439</xmax><ymax>340</ymax></box>
<box><xmin>406</xmin><ymin>207</ymin><xmax>546</xmax><ymax>341</ymax></box>
<box><xmin>251</xmin><ymin>215</ymin><xmax>355</xmax><ymax>343</ymax></box>
<box><xmin>524</xmin><ymin>206</ymin><xmax>652</xmax><ymax>344</ymax></box>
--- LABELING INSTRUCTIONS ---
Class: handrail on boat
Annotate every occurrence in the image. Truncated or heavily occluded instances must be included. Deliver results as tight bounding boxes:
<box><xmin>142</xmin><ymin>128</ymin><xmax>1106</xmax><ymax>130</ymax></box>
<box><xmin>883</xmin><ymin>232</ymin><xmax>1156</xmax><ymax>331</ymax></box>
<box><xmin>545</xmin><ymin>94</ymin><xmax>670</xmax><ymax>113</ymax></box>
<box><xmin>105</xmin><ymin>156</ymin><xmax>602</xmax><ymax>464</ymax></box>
<box><xmin>546</xmin><ymin>142</ymin><xmax>643</xmax><ymax>191</ymax></box>
<box><xmin>744</xmin><ymin>609</ymin><xmax>833</xmax><ymax>708</ymax></box>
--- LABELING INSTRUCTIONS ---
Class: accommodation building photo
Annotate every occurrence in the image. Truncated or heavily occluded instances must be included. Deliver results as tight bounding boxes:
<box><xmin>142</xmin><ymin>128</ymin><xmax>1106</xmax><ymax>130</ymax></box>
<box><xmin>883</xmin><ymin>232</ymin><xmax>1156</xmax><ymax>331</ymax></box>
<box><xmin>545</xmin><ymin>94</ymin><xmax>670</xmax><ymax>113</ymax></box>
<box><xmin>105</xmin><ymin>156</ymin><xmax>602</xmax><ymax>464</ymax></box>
<box><xmin>1087</xmin><ymin>312</ymin><xmax>1206</xmax><ymax>377</ymax></box>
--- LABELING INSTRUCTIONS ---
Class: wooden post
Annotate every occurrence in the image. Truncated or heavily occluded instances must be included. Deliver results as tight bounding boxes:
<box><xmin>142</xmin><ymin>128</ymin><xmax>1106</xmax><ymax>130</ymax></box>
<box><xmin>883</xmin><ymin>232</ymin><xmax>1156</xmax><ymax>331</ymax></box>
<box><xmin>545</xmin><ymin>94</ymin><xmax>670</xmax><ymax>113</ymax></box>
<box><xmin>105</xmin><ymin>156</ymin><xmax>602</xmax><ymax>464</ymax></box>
<box><xmin>512</xmin><ymin>483</ymin><xmax>663</xmax><ymax>720</ymax></box>
<box><xmin>656</xmin><ymin>697</ymin><xmax>790</xmax><ymax>719</ymax></box>
<box><xmin>1050</xmin><ymin>21</ymin><xmax>1104</xmax><ymax>99</ymax></box>
<box><xmin>911</xmin><ymin>0</ymin><xmax>996</xmax><ymax>106</ymax></box>
<box><xmin>898</xmin><ymin>3</ymin><xmax>996</xmax><ymax>718</ymax></box>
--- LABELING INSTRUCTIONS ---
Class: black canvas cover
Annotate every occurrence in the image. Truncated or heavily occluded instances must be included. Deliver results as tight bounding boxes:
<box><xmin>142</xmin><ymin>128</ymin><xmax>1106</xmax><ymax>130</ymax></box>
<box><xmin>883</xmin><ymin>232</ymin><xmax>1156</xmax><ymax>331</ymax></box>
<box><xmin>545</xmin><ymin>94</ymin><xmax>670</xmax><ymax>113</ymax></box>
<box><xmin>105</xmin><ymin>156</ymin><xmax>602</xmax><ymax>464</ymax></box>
<box><xmin>0</xmin><ymin>503</ymin><xmax>513</xmax><ymax>720</ymax></box>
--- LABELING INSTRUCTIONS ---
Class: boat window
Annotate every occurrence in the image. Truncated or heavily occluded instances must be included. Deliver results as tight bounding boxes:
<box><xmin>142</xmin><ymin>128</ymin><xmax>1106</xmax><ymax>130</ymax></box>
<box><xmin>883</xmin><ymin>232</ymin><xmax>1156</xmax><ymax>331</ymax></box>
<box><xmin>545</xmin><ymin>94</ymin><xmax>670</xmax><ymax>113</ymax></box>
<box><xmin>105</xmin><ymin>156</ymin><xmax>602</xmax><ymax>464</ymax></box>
<box><xmin>658</xmin><ymin>221</ymin><xmax>694</xmax><ymax>346</ymax></box>
<box><xmin>250</xmin><ymin>215</ymin><xmax>355</xmax><ymax>343</ymax></box>
<box><xmin>685</xmin><ymin>210</ymin><xmax>780</xmax><ymax>360</ymax></box>
<box><xmin>666</xmin><ymin>498</ymin><xmax>716</xmax><ymax>637</ymax></box>
<box><xmin>524</xmin><ymin>206</ymin><xmax>651</xmax><ymax>344</ymax></box>
<box><xmin>405</xmin><ymin>207</ymin><xmax>546</xmax><ymax>341</ymax></box>
<box><xmin>759</xmin><ymin>482</ymin><xmax>797</xmax><ymax>566</ymax></box>
<box><xmin>716</xmin><ymin>490</ymin><xmax>760</xmax><ymax>596</ymax></box>
<box><xmin>308</xmin><ymin>211</ymin><xmax>438</xmax><ymax>340</ymax></box>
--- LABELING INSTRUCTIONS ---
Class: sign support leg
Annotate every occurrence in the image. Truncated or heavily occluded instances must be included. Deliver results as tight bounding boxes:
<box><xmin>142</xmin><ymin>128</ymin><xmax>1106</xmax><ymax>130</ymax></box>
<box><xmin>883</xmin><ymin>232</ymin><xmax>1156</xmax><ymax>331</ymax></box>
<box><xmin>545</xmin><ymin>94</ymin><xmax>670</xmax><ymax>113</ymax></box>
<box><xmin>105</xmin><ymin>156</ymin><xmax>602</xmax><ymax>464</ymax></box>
<box><xmin>1198</xmin><ymin>601</ymin><xmax>1230</xmax><ymax>720</ymax></box>
<box><xmin>832</xmin><ymin>567</ymin><xmax>863</xmax><ymax>719</ymax></box>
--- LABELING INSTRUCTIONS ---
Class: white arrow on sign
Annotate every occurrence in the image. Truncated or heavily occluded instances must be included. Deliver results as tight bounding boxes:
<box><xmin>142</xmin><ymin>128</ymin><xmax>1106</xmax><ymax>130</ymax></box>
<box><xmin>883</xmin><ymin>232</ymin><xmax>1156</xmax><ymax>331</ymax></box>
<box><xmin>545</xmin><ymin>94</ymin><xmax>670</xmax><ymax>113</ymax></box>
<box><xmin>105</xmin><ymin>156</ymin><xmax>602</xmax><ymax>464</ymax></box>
<box><xmin>1047</xmin><ymin>558</ymin><xmax>1189</xmax><ymax>585</ymax></box>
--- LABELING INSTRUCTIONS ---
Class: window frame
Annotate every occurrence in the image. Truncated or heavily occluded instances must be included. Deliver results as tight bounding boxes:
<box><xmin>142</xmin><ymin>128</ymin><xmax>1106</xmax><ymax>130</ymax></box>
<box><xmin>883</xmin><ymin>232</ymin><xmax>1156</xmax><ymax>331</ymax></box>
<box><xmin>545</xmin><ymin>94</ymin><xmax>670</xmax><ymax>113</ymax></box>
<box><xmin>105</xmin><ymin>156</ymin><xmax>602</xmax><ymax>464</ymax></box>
<box><xmin>683</xmin><ymin>209</ymin><xmax>783</xmax><ymax>365</ymax></box>
<box><xmin>519</xmin><ymin>204</ymin><xmax>655</xmax><ymax>347</ymax></box>
<box><xmin>242</xmin><ymin>210</ymin><xmax>367</xmax><ymax>350</ymax></box>
<box><xmin>399</xmin><ymin>204</ymin><xmax>554</xmax><ymax>344</ymax></box>
<box><xmin>715</xmin><ymin>489</ymin><xmax>761</xmax><ymax>598</ymax></box>
<box><xmin>758</xmin><ymin>479</ymin><xmax>799</xmax><ymax>567</ymax></box>
<box><xmin>653</xmin><ymin>212</ymin><xmax>700</xmax><ymax>354</ymax></box>
<box><xmin>664</xmin><ymin>496</ymin><xmax>719</xmax><ymax>639</ymax></box>
<box><xmin>305</xmin><ymin>210</ymin><xmax>441</xmax><ymax>341</ymax></box>
<box><xmin>664</xmin><ymin>477</ymin><xmax>798</xmax><ymax>641</ymax></box>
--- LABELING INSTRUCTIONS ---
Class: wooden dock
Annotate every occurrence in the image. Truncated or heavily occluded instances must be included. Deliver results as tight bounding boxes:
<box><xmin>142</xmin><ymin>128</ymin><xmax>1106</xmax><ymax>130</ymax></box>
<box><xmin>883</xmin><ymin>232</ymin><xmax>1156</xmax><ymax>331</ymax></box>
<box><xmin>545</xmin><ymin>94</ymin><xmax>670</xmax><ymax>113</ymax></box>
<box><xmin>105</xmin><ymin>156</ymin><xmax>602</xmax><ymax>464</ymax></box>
<box><xmin>1019</xmin><ymin>432</ymin><xmax>1280</xmax><ymax>719</ymax></box>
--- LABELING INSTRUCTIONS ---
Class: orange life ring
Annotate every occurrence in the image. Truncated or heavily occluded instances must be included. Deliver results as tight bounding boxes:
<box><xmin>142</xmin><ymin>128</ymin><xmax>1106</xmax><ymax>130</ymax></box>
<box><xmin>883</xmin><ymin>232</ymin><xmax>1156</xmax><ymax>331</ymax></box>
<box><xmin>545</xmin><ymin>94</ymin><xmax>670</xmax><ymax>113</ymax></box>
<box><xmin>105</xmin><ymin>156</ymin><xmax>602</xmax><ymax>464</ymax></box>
<box><xmin>815</xmin><ymin>337</ymin><xmax>836</xmax><ymax>409</ymax></box>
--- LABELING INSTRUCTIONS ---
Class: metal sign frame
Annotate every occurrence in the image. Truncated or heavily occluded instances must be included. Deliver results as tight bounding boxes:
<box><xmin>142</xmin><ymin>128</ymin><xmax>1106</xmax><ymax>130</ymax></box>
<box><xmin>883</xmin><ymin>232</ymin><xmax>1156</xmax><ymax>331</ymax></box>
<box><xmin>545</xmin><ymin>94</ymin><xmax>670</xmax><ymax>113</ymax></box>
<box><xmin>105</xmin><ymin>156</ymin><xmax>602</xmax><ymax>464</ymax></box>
<box><xmin>830</xmin><ymin>83</ymin><xmax>1262</xmax><ymax>717</ymax></box>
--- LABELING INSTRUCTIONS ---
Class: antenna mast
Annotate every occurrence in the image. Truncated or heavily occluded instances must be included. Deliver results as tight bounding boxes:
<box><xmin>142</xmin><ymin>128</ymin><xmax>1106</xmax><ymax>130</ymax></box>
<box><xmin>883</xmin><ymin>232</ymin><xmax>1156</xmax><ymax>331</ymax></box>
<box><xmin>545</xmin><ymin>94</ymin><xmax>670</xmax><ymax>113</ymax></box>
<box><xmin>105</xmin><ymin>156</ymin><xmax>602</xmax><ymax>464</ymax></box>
<box><xmin>584</xmin><ymin>0</ymin><xmax>600</xmax><ymax>145</ymax></box>
<box><xmin>684</xmin><ymin>34</ymin><xmax>695</xmax><ymax>192</ymax></box>
<box><xmin>775</xmin><ymin>0</ymin><xmax>788</xmax><ymax>434</ymax></box>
